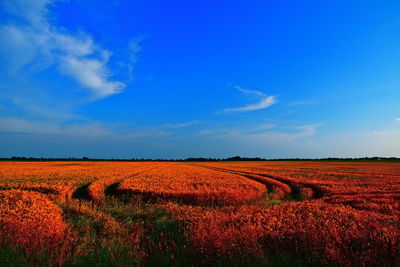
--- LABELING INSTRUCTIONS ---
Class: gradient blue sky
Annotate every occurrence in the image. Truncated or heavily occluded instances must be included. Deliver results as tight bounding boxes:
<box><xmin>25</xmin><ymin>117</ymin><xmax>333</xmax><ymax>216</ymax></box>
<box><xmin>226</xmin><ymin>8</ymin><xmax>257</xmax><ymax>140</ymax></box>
<box><xmin>1</xmin><ymin>0</ymin><xmax>400</xmax><ymax>159</ymax></box>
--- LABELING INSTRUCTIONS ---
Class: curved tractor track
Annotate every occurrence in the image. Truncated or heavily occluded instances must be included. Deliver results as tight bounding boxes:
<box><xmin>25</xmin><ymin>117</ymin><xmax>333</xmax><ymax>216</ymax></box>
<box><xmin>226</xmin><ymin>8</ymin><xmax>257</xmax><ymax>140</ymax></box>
<box><xmin>71</xmin><ymin>163</ymin><xmax>323</xmax><ymax>206</ymax></box>
<box><xmin>197</xmin><ymin>165</ymin><xmax>324</xmax><ymax>201</ymax></box>
<box><xmin>112</xmin><ymin>163</ymin><xmax>267</xmax><ymax>206</ymax></box>
<box><xmin>0</xmin><ymin>182</ymin><xmax>78</xmax><ymax>203</ymax></box>
<box><xmin>72</xmin><ymin>163</ymin><xmax>166</xmax><ymax>203</ymax></box>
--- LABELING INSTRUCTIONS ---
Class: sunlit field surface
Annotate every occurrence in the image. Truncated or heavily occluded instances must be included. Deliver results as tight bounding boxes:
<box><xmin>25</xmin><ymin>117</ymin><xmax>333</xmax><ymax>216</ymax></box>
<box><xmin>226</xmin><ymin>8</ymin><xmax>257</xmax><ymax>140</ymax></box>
<box><xmin>0</xmin><ymin>161</ymin><xmax>399</xmax><ymax>266</ymax></box>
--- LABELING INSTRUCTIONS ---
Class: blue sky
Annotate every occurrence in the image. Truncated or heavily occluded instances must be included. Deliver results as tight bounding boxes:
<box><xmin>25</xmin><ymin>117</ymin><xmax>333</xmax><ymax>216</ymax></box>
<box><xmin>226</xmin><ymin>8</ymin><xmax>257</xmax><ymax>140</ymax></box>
<box><xmin>1</xmin><ymin>0</ymin><xmax>400</xmax><ymax>159</ymax></box>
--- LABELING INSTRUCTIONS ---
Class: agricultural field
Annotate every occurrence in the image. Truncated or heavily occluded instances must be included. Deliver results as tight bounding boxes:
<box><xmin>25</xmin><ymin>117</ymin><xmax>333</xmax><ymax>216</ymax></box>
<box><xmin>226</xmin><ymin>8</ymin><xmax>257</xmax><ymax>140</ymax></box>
<box><xmin>0</xmin><ymin>161</ymin><xmax>399</xmax><ymax>266</ymax></box>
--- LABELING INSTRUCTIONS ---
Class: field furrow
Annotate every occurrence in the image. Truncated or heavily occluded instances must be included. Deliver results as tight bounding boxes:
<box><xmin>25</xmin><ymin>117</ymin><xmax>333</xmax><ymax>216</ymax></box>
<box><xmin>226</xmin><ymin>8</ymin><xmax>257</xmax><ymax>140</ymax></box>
<box><xmin>86</xmin><ymin>163</ymin><xmax>163</xmax><ymax>203</ymax></box>
<box><xmin>197</xmin><ymin>164</ymin><xmax>320</xmax><ymax>200</ymax></box>
<box><xmin>116</xmin><ymin>163</ymin><xmax>267</xmax><ymax>205</ymax></box>
<box><xmin>1</xmin><ymin>161</ymin><xmax>400</xmax><ymax>266</ymax></box>
<box><xmin>0</xmin><ymin>190</ymin><xmax>74</xmax><ymax>263</ymax></box>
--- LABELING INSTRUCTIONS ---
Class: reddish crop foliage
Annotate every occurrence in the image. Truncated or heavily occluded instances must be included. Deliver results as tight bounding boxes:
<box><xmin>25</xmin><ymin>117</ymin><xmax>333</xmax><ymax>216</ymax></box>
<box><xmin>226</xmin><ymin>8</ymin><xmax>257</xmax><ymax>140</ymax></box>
<box><xmin>197</xmin><ymin>161</ymin><xmax>400</xmax><ymax>213</ymax></box>
<box><xmin>61</xmin><ymin>200</ymin><xmax>143</xmax><ymax>259</ymax></box>
<box><xmin>165</xmin><ymin>201</ymin><xmax>400</xmax><ymax>265</ymax></box>
<box><xmin>87</xmin><ymin>162</ymin><xmax>161</xmax><ymax>203</ymax></box>
<box><xmin>0</xmin><ymin>162</ymin><xmax>165</xmax><ymax>202</ymax></box>
<box><xmin>1</xmin><ymin>161</ymin><xmax>400</xmax><ymax>265</ymax></box>
<box><xmin>0</xmin><ymin>190</ymin><xmax>73</xmax><ymax>263</ymax></box>
<box><xmin>0</xmin><ymin>181</ymin><xmax>77</xmax><ymax>202</ymax></box>
<box><xmin>116</xmin><ymin>163</ymin><xmax>266</xmax><ymax>205</ymax></box>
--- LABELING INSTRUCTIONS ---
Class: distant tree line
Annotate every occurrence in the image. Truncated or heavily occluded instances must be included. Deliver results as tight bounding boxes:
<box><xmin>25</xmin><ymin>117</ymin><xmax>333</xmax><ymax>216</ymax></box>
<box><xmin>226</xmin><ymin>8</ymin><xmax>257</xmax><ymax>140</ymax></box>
<box><xmin>1</xmin><ymin>156</ymin><xmax>400</xmax><ymax>162</ymax></box>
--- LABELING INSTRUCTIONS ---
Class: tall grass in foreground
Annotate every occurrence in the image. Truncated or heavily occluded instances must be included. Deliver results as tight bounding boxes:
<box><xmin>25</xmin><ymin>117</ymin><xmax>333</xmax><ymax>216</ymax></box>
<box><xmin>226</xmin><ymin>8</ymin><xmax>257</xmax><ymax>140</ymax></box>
<box><xmin>1</xmin><ymin>161</ymin><xmax>400</xmax><ymax>266</ymax></box>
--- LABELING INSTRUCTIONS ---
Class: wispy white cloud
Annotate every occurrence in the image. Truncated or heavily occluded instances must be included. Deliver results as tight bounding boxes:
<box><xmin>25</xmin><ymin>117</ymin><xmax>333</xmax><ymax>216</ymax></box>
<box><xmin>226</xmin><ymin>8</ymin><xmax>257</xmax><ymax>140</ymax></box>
<box><xmin>395</xmin><ymin>118</ymin><xmax>400</xmax><ymax>122</ymax></box>
<box><xmin>17</xmin><ymin>104</ymin><xmax>86</xmax><ymax>122</ymax></box>
<box><xmin>234</xmin><ymin>86</ymin><xmax>266</xmax><ymax>97</ymax></box>
<box><xmin>162</xmin><ymin>120</ymin><xmax>200</xmax><ymax>128</ymax></box>
<box><xmin>127</xmin><ymin>129</ymin><xmax>171</xmax><ymax>139</ymax></box>
<box><xmin>287</xmin><ymin>100</ymin><xmax>318</xmax><ymax>107</ymax></box>
<box><xmin>198</xmin><ymin>128</ymin><xmax>238</xmax><ymax>137</ymax></box>
<box><xmin>2</xmin><ymin>0</ymin><xmax>50</xmax><ymax>27</ymax></box>
<box><xmin>192</xmin><ymin>124</ymin><xmax>320</xmax><ymax>158</ymax></box>
<box><xmin>253</xmin><ymin>124</ymin><xmax>276</xmax><ymax>131</ymax></box>
<box><xmin>199</xmin><ymin>123</ymin><xmax>318</xmax><ymax>144</ymax></box>
<box><xmin>234</xmin><ymin>124</ymin><xmax>320</xmax><ymax>145</ymax></box>
<box><xmin>221</xmin><ymin>86</ymin><xmax>277</xmax><ymax>113</ymax></box>
<box><xmin>0</xmin><ymin>117</ymin><xmax>112</xmax><ymax>137</ymax></box>
<box><xmin>294</xmin><ymin>124</ymin><xmax>319</xmax><ymax>138</ymax></box>
<box><xmin>222</xmin><ymin>96</ymin><xmax>277</xmax><ymax>113</ymax></box>
<box><xmin>124</xmin><ymin>36</ymin><xmax>146</xmax><ymax>81</ymax></box>
<box><xmin>0</xmin><ymin>0</ymin><xmax>131</xmax><ymax>98</ymax></box>
<box><xmin>0</xmin><ymin>117</ymin><xmax>173</xmax><ymax>139</ymax></box>
<box><xmin>60</xmin><ymin>56</ymin><xmax>125</xmax><ymax>98</ymax></box>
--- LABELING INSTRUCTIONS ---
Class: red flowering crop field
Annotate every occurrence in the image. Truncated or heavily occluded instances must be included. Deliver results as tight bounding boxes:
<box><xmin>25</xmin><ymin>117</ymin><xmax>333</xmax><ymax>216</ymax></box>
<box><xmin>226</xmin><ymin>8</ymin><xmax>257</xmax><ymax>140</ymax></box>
<box><xmin>0</xmin><ymin>161</ymin><xmax>399</xmax><ymax>266</ymax></box>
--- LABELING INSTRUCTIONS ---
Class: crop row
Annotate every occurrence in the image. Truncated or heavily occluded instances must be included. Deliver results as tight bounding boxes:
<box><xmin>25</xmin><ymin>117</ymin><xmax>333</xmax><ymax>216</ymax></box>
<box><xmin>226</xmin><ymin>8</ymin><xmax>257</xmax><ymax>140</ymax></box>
<box><xmin>0</xmin><ymin>190</ymin><xmax>73</xmax><ymax>263</ymax></box>
<box><xmin>1</xmin><ymin>161</ymin><xmax>399</xmax><ymax>265</ymax></box>
<box><xmin>196</xmin><ymin>162</ymin><xmax>400</xmax><ymax>214</ymax></box>
<box><xmin>0</xmin><ymin>162</ymin><xmax>164</xmax><ymax>202</ymax></box>
<box><xmin>165</xmin><ymin>201</ymin><xmax>400</xmax><ymax>266</ymax></box>
<box><xmin>116</xmin><ymin>163</ymin><xmax>267</xmax><ymax>205</ymax></box>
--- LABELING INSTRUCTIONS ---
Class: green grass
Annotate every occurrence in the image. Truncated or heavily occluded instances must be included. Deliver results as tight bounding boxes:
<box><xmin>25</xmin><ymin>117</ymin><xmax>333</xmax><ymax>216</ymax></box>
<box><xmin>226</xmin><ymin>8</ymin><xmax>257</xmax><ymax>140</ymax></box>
<box><xmin>0</xmin><ymin>242</ymin><xmax>28</xmax><ymax>267</ymax></box>
<box><xmin>1</xmin><ymin>193</ymin><xmax>334</xmax><ymax>267</ymax></box>
<box><xmin>55</xmin><ymin>196</ymin><xmax>194</xmax><ymax>266</ymax></box>
<box><xmin>287</xmin><ymin>186</ymin><xmax>305</xmax><ymax>201</ymax></box>
<box><xmin>100</xmin><ymin>197</ymin><xmax>192</xmax><ymax>267</ymax></box>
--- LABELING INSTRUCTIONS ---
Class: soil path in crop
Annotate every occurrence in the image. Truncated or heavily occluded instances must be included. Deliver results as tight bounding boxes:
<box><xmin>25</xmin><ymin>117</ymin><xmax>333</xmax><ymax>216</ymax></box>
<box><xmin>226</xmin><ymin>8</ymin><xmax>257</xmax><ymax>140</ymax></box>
<box><xmin>100</xmin><ymin>163</ymin><xmax>167</xmax><ymax>200</ymax></box>
<box><xmin>196</xmin><ymin>164</ymin><xmax>324</xmax><ymax>201</ymax></box>
<box><xmin>1</xmin><ymin>182</ymin><xmax>78</xmax><ymax>202</ymax></box>
<box><xmin>72</xmin><ymin>183</ymin><xmax>91</xmax><ymax>200</ymax></box>
<box><xmin>72</xmin><ymin>163</ymin><xmax>166</xmax><ymax>203</ymax></box>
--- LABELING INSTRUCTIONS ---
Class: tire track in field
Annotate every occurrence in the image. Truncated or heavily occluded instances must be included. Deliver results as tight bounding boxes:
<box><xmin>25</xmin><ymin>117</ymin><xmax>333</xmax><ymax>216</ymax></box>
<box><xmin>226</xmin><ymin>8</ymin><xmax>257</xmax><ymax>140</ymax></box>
<box><xmin>195</xmin><ymin>165</ymin><xmax>291</xmax><ymax>200</ymax></box>
<box><xmin>71</xmin><ymin>183</ymin><xmax>91</xmax><ymax>200</ymax></box>
<box><xmin>73</xmin><ymin>163</ymin><xmax>166</xmax><ymax>203</ymax></box>
<box><xmin>196</xmin><ymin>165</ymin><xmax>324</xmax><ymax>201</ymax></box>
<box><xmin>101</xmin><ymin>163</ymin><xmax>168</xmax><ymax>200</ymax></box>
<box><xmin>113</xmin><ymin>163</ymin><xmax>268</xmax><ymax>206</ymax></box>
<box><xmin>60</xmin><ymin>200</ymin><xmax>131</xmax><ymax>239</ymax></box>
<box><xmin>1</xmin><ymin>182</ymin><xmax>78</xmax><ymax>202</ymax></box>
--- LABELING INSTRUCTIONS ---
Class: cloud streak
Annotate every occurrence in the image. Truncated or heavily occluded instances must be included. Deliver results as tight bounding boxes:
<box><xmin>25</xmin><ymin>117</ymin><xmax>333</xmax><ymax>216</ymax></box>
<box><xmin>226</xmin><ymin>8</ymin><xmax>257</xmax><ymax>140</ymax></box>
<box><xmin>162</xmin><ymin>120</ymin><xmax>200</xmax><ymax>128</ymax></box>
<box><xmin>60</xmin><ymin>56</ymin><xmax>125</xmax><ymax>98</ymax></box>
<box><xmin>199</xmin><ymin>124</ymin><xmax>318</xmax><ymax>143</ymax></box>
<box><xmin>0</xmin><ymin>117</ymin><xmax>173</xmax><ymax>139</ymax></box>
<box><xmin>234</xmin><ymin>86</ymin><xmax>266</xmax><ymax>97</ymax></box>
<box><xmin>286</xmin><ymin>100</ymin><xmax>318</xmax><ymax>107</ymax></box>
<box><xmin>0</xmin><ymin>117</ymin><xmax>113</xmax><ymax>137</ymax></box>
<box><xmin>221</xmin><ymin>86</ymin><xmax>277</xmax><ymax>113</ymax></box>
<box><xmin>0</xmin><ymin>0</ymin><xmax>129</xmax><ymax>98</ymax></box>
